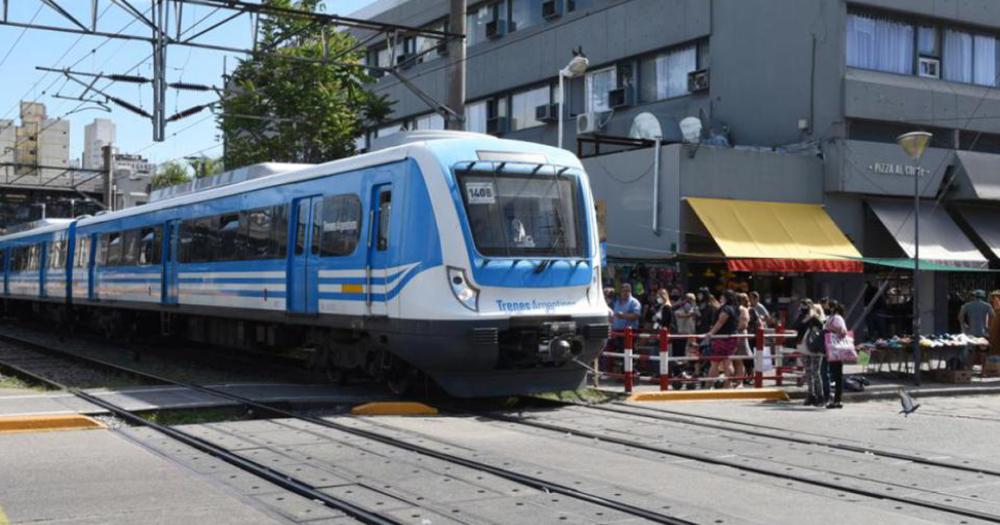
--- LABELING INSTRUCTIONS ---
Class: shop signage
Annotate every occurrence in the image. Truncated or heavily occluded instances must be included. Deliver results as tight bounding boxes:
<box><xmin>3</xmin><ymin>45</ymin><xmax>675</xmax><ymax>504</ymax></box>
<box><xmin>867</xmin><ymin>162</ymin><xmax>930</xmax><ymax>177</ymax></box>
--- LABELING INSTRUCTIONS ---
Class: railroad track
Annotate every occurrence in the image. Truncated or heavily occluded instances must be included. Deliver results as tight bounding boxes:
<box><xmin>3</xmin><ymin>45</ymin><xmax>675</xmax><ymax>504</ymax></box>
<box><xmin>481</xmin><ymin>400</ymin><xmax>1000</xmax><ymax>524</ymax></box>
<box><xmin>0</xmin><ymin>332</ymin><xmax>695</xmax><ymax>525</ymax></box>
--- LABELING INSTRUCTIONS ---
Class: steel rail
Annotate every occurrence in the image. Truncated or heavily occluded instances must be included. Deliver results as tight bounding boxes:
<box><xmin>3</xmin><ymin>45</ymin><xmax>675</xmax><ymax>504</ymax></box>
<box><xmin>583</xmin><ymin>402</ymin><xmax>1000</xmax><ymax>478</ymax></box>
<box><xmin>0</xmin><ymin>339</ymin><xmax>401</xmax><ymax>525</ymax></box>
<box><xmin>483</xmin><ymin>410</ymin><xmax>1000</xmax><ymax>524</ymax></box>
<box><xmin>0</xmin><ymin>332</ymin><xmax>693</xmax><ymax>525</ymax></box>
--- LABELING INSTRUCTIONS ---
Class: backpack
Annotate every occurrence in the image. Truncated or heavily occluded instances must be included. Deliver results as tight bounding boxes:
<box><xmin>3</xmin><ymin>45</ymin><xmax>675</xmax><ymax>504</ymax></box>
<box><xmin>804</xmin><ymin>325</ymin><xmax>825</xmax><ymax>354</ymax></box>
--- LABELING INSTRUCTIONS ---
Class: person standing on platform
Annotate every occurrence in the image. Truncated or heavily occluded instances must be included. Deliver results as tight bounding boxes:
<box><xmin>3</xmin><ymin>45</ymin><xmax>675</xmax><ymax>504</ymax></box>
<box><xmin>959</xmin><ymin>290</ymin><xmax>993</xmax><ymax>369</ymax></box>
<box><xmin>703</xmin><ymin>290</ymin><xmax>739</xmax><ymax>388</ymax></box>
<box><xmin>990</xmin><ymin>291</ymin><xmax>1000</xmax><ymax>357</ymax></box>
<box><xmin>824</xmin><ymin>301</ymin><xmax>849</xmax><ymax>409</ymax></box>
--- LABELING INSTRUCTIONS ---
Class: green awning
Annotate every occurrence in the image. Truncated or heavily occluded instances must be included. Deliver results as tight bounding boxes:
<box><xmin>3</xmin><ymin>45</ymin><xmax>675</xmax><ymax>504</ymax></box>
<box><xmin>859</xmin><ymin>258</ymin><xmax>998</xmax><ymax>272</ymax></box>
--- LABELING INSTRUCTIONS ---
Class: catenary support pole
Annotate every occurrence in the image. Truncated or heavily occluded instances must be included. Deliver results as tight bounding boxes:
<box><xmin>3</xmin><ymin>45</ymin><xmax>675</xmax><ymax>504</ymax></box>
<box><xmin>445</xmin><ymin>0</ymin><xmax>466</xmax><ymax>130</ymax></box>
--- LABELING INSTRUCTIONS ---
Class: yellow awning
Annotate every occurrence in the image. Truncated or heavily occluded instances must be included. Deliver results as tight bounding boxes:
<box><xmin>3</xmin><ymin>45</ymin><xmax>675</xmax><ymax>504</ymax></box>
<box><xmin>686</xmin><ymin>197</ymin><xmax>862</xmax><ymax>272</ymax></box>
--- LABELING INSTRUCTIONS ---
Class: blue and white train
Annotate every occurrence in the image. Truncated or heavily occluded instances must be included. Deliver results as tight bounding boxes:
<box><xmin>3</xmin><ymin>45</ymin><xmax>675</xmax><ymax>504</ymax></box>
<box><xmin>0</xmin><ymin>131</ymin><xmax>609</xmax><ymax>397</ymax></box>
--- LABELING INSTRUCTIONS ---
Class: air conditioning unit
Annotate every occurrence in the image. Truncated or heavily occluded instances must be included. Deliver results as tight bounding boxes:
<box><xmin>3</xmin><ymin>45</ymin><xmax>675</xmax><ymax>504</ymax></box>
<box><xmin>688</xmin><ymin>68</ymin><xmax>710</xmax><ymax>93</ymax></box>
<box><xmin>395</xmin><ymin>53</ymin><xmax>413</xmax><ymax>69</ymax></box>
<box><xmin>535</xmin><ymin>103</ymin><xmax>559</xmax><ymax>122</ymax></box>
<box><xmin>918</xmin><ymin>56</ymin><xmax>940</xmax><ymax>79</ymax></box>
<box><xmin>486</xmin><ymin>116</ymin><xmax>508</xmax><ymax>135</ymax></box>
<box><xmin>542</xmin><ymin>0</ymin><xmax>562</xmax><ymax>19</ymax></box>
<box><xmin>607</xmin><ymin>87</ymin><xmax>633</xmax><ymax>109</ymax></box>
<box><xmin>576</xmin><ymin>112</ymin><xmax>603</xmax><ymax>135</ymax></box>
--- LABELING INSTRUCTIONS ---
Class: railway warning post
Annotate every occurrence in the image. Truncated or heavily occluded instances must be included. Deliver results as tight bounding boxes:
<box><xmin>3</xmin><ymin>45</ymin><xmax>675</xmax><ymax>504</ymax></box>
<box><xmin>624</xmin><ymin>327</ymin><xmax>634</xmax><ymax>394</ymax></box>
<box><xmin>658</xmin><ymin>328</ymin><xmax>670</xmax><ymax>391</ymax></box>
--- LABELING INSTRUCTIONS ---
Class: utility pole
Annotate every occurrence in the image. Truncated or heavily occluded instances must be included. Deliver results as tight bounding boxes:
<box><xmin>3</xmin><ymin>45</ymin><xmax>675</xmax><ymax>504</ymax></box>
<box><xmin>445</xmin><ymin>0</ymin><xmax>466</xmax><ymax>130</ymax></box>
<box><xmin>102</xmin><ymin>144</ymin><xmax>115</xmax><ymax>212</ymax></box>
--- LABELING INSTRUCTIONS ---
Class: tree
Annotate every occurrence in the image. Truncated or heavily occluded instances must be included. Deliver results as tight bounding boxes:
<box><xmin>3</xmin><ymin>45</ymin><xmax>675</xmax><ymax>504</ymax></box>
<box><xmin>188</xmin><ymin>156</ymin><xmax>223</xmax><ymax>178</ymax></box>
<box><xmin>151</xmin><ymin>161</ymin><xmax>192</xmax><ymax>190</ymax></box>
<box><xmin>219</xmin><ymin>0</ymin><xmax>394</xmax><ymax>169</ymax></box>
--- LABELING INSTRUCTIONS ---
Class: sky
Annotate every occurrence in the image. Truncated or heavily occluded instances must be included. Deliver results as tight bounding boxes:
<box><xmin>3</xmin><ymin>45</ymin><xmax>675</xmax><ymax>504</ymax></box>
<box><xmin>0</xmin><ymin>0</ymin><xmax>378</xmax><ymax>167</ymax></box>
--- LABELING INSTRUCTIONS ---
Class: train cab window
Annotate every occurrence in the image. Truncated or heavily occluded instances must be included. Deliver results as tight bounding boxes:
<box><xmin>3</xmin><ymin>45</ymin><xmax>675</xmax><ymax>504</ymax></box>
<box><xmin>377</xmin><ymin>191</ymin><xmax>392</xmax><ymax>251</ymax></box>
<box><xmin>106</xmin><ymin>233</ymin><xmax>123</xmax><ymax>266</ymax></box>
<box><xmin>320</xmin><ymin>195</ymin><xmax>362</xmax><ymax>256</ymax></box>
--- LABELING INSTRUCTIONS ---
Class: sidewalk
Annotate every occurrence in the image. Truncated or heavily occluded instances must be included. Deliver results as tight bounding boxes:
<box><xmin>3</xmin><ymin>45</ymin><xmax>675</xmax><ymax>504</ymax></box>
<box><xmin>594</xmin><ymin>363</ymin><xmax>1000</xmax><ymax>402</ymax></box>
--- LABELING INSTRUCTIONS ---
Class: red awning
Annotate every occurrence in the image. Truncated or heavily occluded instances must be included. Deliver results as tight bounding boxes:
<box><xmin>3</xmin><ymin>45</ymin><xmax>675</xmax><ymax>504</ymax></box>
<box><xmin>727</xmin><ymin>259</ymin><xmax>863</xmax><ymax>273</ymax></box>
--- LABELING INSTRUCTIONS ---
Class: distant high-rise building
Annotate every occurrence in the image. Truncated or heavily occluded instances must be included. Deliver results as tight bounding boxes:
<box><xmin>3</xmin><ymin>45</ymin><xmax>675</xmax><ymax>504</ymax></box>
<box><xmin>83</xmin><ymin>118</ymin><xmax>116</xmax><ymax>170</ymax></box>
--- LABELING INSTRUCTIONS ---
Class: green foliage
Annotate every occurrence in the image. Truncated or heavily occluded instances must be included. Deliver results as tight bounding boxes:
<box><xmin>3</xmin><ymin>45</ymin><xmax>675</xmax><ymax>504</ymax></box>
<box><xmin>151</xmin><ymin>161</ymin><xmax>192</xmax><ymax>190</ymax></box>
<box><xmin>219</xmin><ymin>0</ymin><xmax>393</xmax><ymax>169</ymax></box>
<box><xmin>188</xmin><ymin>156</ymin><xmax>223</xmax><ymax>178</ymax></box>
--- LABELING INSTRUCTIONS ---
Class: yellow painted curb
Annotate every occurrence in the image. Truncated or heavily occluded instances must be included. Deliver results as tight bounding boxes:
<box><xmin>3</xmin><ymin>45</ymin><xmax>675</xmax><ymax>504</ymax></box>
<box><xmin>0</xmin><ymin>414</ymin><xmax>105</xmax><ymax>433</ymax></box>
<box><xmin>627</xmin><ymin>388</ymin><xmax>790</xmax><ymax>402</ymax></box>
<box><xmin>351</xmin><ymin>402</ymin><xmax>438</xmax><ymax>416</ymax></box>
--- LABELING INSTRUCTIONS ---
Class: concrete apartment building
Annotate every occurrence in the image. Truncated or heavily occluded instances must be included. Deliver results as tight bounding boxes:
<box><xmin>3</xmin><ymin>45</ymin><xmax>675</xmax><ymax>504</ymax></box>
<box><xmin>358</xmin><ymin>0</ymin><xmax>1000</xmax><ymax>333</ymax></box>
<box><xmin>83</xmin><ymin>118</ymin><xmax>116</xmax><ymax>170</ymax></box>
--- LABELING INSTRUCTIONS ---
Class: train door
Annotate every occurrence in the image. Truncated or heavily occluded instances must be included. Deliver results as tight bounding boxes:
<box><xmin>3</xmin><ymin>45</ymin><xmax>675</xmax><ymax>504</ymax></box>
<box><xmin>87</xmin><ymin>234</ymin><xmax>97</xmax><ymax>300</ymax></box>
<box><xmin>39</xmin><ymin>241</ymin><xmax>48</xmax><ymax>298</ymax></box>
<box><xmin>163</xmin><ymin>220</ymin><xmax>180</xmax><ymax>305</ymax></box>
<box><xmin>366</xmin><ymin>184</ymin><xmax>392</xmax><ymax>317</ymax></box>
<box><xmin>288</xmin><ymin>195</ymin><xmax>323</xmax><ymax>313</ymax></box>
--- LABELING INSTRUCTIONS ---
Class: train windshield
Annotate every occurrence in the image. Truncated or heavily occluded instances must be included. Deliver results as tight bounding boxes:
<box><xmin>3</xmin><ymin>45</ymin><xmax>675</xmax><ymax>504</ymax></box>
<box><xmin>456</xmin><ymin>164</ymin><xmax>584</xmax><ymax>258</ymax></box>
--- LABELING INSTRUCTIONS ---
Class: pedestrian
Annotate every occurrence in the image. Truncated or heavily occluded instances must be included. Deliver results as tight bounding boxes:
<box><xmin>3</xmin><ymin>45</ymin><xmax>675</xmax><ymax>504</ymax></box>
<box><xmin>958</xmin><ymin>290</ymin><xmax>993</xmax><ymax>369</ymax></box>
<box><xmin>734</xmin><ymin>292</ymin><xmax>752</xmax><ymax>386</ymax></box>
<box><xmin>611</xmin><ymin>283</ymin><xmax>642</xmax><ymax>333</ymax></box>
<box><xmin>696</xmin><ymin>287</ymin><xmax>716</xmax><ymax>335</ymax></box>
<box><xmin>703</xmin><ymin>290</ymin><xmax>739</xmax><ymax>388</ymax></box>
<box><xmin>652</xmin><ymin>288</ymin><xmax>674</xmax><ymax>331</ymax></box>
<box><xmin>990</xmin><ymin>291</ymin><xmax>1000</xmax><ymax>356</ymax></box>
<box><xmin>796</xmin><ymin>302</ymin><xmax>828</xmax><ymax>406</ymax></box>
<box><xmin>824</xmin><ymin>300</ymin><xmax>849</xmax><ymax>409</ymax></box>
<box><xmin>749</xmin><ymin>291</ymin><xmax>770</xmax><ymax>331</ymax></box>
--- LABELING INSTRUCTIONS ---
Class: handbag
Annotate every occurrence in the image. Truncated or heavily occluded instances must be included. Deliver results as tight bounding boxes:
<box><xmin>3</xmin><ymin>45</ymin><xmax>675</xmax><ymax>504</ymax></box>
<box><xmin>825</xmin><ymin>331</ymin><xmax>858</xmax><ymax>363</ymax></box>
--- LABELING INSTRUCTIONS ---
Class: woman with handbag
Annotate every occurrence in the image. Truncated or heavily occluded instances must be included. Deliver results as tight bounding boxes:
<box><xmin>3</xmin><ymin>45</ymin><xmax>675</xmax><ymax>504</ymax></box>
<box><xmin>796</xmin><ymin>301</ymin><xmax>828</xmax><ymax>406</ymax></box>
<box><xmin>824</xmin><ymin>301</ymin><xmax>850</xmax><ymax>409</ymax></box>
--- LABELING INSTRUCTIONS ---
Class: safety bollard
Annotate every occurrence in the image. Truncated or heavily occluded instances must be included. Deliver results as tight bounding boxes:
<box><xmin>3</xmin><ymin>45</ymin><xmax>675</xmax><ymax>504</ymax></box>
<box><xmin>624</xmin><ymin>327</ymin><xmax>634</xmax><ymax>394</ymax></box>
<box><xmin>754</xmin><ymin>327</ymin><xmax>764</xmax><ymax>389</ymax></box>
<box><xmin>658</xmin><ymin>327</ymin><xmax>670</xmax><ymax>391</ymax></box>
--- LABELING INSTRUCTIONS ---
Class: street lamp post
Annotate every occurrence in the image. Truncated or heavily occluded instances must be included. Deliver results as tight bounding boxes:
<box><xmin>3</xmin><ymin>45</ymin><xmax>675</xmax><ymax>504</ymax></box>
<box><xmin>896</xmin><ymin>131</ymin><xmax>932</xmax><ymax>385</ymax></box>
<box><xmin>558</xmin><ymin>51</ymin><xmax>589</xmax><ymax>151</ymax></box>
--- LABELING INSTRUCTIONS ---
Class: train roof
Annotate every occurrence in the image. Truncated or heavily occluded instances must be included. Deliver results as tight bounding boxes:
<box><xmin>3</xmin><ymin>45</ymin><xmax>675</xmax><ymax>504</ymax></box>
<box><xmin>0</xmin><ymin>219</ymin><xmax>73</xmax><ymax>244</ymax></box>
<box><xmin>0</xmin><ymin>133</ymin><xmax>583</xmax><ymax>240</ymax></box>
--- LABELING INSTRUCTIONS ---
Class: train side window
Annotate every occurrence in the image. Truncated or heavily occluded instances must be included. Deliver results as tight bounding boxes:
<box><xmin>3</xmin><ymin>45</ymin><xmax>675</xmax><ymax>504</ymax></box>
<box><xmin>107</xmin><ymin>233</ymin><xmax>123</xmax><ymax>266</ymax></box>
<box><xmin>29</xmin><ymin>244</ymin><xmax>41</xmax><ymax>271</ymax></box>
<box><xmin>191</xmin><ymin>216</ymin><xmax>219</xmax><ymax>262</ymax></box>
<box><xmin>242</xmin><ymin>207</ymin><xmax>274</xmax><ymax>260</ymax></box>
<box><xmin>218</xmin><ymin>214</ymin><xmax>241</xmax><ymax>261</ymax></box>
<box><xmin>320</xmin><ymin>195</ymin><xmax>362</xmax><ymax>257</ymax></box>
<box><xmin>96</xmin><ymin>234</ymin><xmax>108</xmax><ymax>266</ymax></box>
<box><xmin>139</xmin><ymin>227</ymin><xmax>160</xmax><ymax>265</ymax></box>
<box><xmin>273</xmin><ymin>204</ymin><xmax>289</xmax><ymax>258</ymax></box>
<box><xmin>75</xmin><ymin>237</ymin><xmax>90</xmax><ymax>268</ymax></box>
<box><xmin>377</xmin><ymin>191</ymin><xmax>392</xmax><ymax>251</ymax></box>
<box><xmin>179</xmin><ymin>221</ymin><xmax>194</xmax><ymax>263</ymax></box>
<box><xmin>123</xmin><ymin>230</ymin><xmax>141</xmax><ymax>266</ymax></box>
<box><xmin>48</xmin><ymin>240</ymin><xmax>63</xmax><ymax>270</ymax></box>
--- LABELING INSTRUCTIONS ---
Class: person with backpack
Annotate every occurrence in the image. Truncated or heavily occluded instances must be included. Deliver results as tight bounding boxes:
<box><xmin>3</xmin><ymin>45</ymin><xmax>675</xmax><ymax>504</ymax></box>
<box><xmin>796</xmin><ymin>300</ymin><xmax>829</xmax><ymax>406</ymax></box>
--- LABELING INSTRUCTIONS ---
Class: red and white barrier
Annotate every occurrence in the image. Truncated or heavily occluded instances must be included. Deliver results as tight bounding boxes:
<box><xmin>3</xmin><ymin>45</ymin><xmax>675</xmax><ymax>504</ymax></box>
<box><xmin>599</xmin><ymin>326</ymin><xmax>800</xmax><ymax>394</ymax></box>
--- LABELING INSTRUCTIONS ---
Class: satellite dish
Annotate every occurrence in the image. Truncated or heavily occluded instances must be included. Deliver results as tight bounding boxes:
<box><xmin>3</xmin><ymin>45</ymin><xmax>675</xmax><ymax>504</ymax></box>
<box><xmin>679</xmin><ymin>116</ymin><xmax>703</xmax><ymax>144</ymax></box>
<box><xmin>628</xmin><ymin>112</ymin><xmax>663</xmax><ymax>140</ymax></box>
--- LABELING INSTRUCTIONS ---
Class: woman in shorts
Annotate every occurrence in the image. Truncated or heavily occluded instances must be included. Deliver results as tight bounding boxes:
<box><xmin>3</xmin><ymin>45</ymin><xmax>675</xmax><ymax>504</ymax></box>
<box><xmin>703</xmin><ymin>289</ymin><xmax>739</xmax><ymax>388</ymax></box>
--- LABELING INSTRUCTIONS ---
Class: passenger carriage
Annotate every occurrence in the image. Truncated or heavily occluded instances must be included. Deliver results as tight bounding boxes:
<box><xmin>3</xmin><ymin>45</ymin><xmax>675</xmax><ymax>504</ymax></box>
<box><xmin>0</xmin><ymin>131</ymin><xmax>610</xmax><ymax>397</ymax></box>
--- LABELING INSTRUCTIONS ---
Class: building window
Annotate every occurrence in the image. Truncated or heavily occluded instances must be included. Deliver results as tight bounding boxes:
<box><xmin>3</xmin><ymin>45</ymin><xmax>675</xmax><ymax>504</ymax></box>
<box><xmin>467</xmin><ymin>3</ymin><xmax>498</xmax><ymax>46</ymax></box>
<box><xmin>943</xmin><ymin>30</ymin><xmax>997</xmax><ymax>86</ymax></box>
<box><xmin>845</xmin><ymin>13</ymin><xmax>914</xmax><ymax>75</ymax></box>
<box><xmin>639</xmin><ymin>45</ymin><xmax>697</xmax><ymax>102</ymax></box>
<box><xmin>510</xmin><ymin>0</ymin><xmax>543</xmax><ymax>32</ymax></box>
<box><xmin>585</xmin><ymin>67</ymin><xmax>616</xmax><ymax>113</ymax></box>
<box><xmin>414</xmin><ymin>113</ymin><xmax>445</xmax><ymax>130</ymax></box>
<box><xmin>510</xmin><ymin>85</ymin><xmax>550</xmax><ymax>130</ymax></box>
<box><xmin>466</xmin><ymin>101</ymin><xmax>488</xmax><ymax>133</ymax></box>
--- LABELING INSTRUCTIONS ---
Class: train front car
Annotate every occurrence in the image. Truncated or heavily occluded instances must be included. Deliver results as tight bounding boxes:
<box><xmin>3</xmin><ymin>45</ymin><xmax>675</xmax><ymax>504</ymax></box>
<box><xmin>398</xmin><ymin>137</ymin><xmax>608</xmax><ymax>397</ymax></box>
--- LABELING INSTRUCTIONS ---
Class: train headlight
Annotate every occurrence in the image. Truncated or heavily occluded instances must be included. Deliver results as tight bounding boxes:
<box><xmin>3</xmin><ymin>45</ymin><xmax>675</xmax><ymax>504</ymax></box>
<box><xmin>447</xmin><ymin>266</ymin><xmax>479</xmax><ymax>312</ymax></box>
